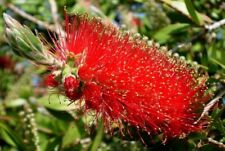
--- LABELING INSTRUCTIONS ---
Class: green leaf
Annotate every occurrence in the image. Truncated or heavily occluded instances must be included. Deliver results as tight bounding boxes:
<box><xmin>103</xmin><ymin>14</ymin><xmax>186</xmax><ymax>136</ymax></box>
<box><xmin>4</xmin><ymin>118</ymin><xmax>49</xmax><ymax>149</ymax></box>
<box><xmin>37</xmin><ymin>94</ymin><xmax>79</xmax><ymax>111</ymax></box>
<box><xmin>153</xmin><ymin>23</ymin><xmax>189</xmax><ymax>43</ymax></box>
<box><xmin>184</xmin><ymin>0</ymin><xmax>202</xmax><ymax>25</ymax></box>
<box><xmin>4</xmin><ymin>98</ymin><xmax>26</xmax><ymax>108</ymax></box>
<box><xmin>211</xmin><ymin>108</ymin><xmax>225</xmax><ymax>136</ymax></box>
<box><xmin>62</xmin><ymin>122</ymin><xmax>81</xmax><ymax>148</ymax></box>
<box><xmin>208</xmin><ymin>42</ymin><xmax>225</xmax><ymax>69</ymax></box>
<box><xmin>0</xmin><ymin>128</ymin><xmax>16</xmax><ymax>147</ymax></box>
<box><xmin>35</xmin><ymin>111</ymin><xmax>69</xmax><ymax>135</ymax></box>
<box><xmin>161</xmin><ymin>0</ymin><xmax>210</xmax><ymax>25</ymax></box>
<box><xmin>89</xmin><ymin>121</ymin><xmax>104</xmax><ymax>151</ymax></box>
<box><xmin>0</xmin><ymin>122</ymin><xmax>27</xmax><ymax>151</ymax></box>
<box><xmin>46</xmin><ymin>137</ymin><xmax>62</xmax><ymax>151</ymax></box>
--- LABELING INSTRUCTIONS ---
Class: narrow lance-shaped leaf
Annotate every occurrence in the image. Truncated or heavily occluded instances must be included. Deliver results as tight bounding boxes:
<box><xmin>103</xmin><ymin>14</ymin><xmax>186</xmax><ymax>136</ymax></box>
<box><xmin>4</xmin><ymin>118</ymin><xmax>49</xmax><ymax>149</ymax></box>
<box><xmin>0</xmin><ymin>122</ymin><xmax>27</xmax><ymax>151</ymax></box>
<box><xmin>184</xmin><ymin>0</ymin><xmax>202</xmax><ymax>25</ymax></box>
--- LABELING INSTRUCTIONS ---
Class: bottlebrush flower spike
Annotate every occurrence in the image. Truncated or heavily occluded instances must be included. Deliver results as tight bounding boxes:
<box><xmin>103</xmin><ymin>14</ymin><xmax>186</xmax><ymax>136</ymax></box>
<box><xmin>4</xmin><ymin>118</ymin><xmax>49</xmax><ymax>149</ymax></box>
<box><xmin>4</xmin><ymin>13</ymin><xmax>209</xmax><ymax>140</ymax></box>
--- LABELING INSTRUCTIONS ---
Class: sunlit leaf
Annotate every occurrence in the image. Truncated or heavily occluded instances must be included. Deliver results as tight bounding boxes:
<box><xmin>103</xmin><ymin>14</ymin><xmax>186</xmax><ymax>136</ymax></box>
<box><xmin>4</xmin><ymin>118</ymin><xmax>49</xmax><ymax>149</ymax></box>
<box><xmin>153</xmin><ymin>23</ymin><xmax>189</xmax><ymax>43</ymax></box>
<box><xmin>161</xmin><ymin>0</ymin><xmax>211</xmax><ymax>25</ymax></box>
<box><xmin>4</xmin><ymin>98</ymin><xmax>26</xmax><ymax>108</ymax></box>
<box><xmin>62</xmin><ymin>122</ymin><xmax>81</xmax><ymax>148</ymax></box>
<box><xmin>37</xmin><ymin>94</ymin><xmax>80</xmax><ymax>111</ymax></box>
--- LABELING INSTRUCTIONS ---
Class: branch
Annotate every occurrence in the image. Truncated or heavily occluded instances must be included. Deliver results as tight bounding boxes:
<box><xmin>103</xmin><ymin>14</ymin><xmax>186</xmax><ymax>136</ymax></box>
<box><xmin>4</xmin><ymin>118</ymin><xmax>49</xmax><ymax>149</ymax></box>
<box><xmin>172</xmin><ymin>18</ymin><xmax>225</xmax><ymax>52</ymax></box>
<box><xmin>48</xmin><ymin>0</ymin><xmax>63</xmax><ymax>32</ymax></box>
<box><xmin>48</xmin><ymin>0</ymin><xmax>58</xmax><ymax>25</ymax></box>
<box><xmin>205</xmin><ymin>18</ymin><xmax>225</xmax><ymax>31</ymax></box>
<box><xmin>195</xmin><ymin>89</ymin><xmax>225</xmax><ymax>124</ymax></box>
<box><xmin>0</xmin><ymin>115</ymin><xmax>12</xmax><ymax>122</ymax></box>
<box><xmin>7</xmin><ymin>3</ymin><xmax>56</xmax><ymax>32</ymax></box>
<box><xmin>208</xmin><ymin>138</ymin><xmax>225</xmax><ymax>150</ymax></box>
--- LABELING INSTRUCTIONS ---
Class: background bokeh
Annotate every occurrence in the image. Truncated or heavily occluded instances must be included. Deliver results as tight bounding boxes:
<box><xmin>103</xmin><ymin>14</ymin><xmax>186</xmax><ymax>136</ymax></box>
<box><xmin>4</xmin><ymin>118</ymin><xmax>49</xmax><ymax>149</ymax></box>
<box><xmin>0</xmin><ymin>0</ymin><xmax>225</xmax><ymax>150</ymax></box>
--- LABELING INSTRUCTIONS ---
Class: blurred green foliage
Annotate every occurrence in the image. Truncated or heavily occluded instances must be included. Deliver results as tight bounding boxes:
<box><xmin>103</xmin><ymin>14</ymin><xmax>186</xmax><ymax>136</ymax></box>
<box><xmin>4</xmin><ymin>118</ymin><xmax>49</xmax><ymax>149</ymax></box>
<box><xmin>0</xmin><ymin>0</ymin><xmax>225</xmax><ymax>150</ymax></box>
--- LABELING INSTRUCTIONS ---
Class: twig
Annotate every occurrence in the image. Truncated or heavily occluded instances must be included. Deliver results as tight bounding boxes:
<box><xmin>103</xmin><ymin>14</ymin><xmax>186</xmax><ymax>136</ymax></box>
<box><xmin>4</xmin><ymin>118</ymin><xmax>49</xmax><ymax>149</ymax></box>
<box><xmin>171</xmin><ymin>19</ymin><xmax>225</xmax><ymax>51</ymax></box>
<box><xmin>38</xmin><ymin>127</ymin><xmax>54</xmax><ymax>134</ymax></box>
<box><xmin>48</xmin><ymin>0</ymin><xmax>63</xmax><ymax>33</ymax></box>
<box><xmin>0</xmin><ymin>115</ymin><xmax>12</xmax><ymax>122</ymax></box>
<box><xmin>208</xmin><ymin>138</ymin><xmax>225</xmax><ymax>150</ymax></box>
<box><xmin>205</xmin><ymin>18</ymin><xmax>225</xmax><ymax>31</ymax></box>
<box><xmin>171</xmin><ymin>30</ymin><xmax>205</xmax><ymax>52</ymax></box>
<box><xmin>7</xmin><ymin>3</ymin><xmax>56</xmax><ymax>32</ymax></box>
<box><xmin>172</xmin><ymin>18</ymin><xmax>225</xmax><ymax>52</ymax></box>
<box><xmin>48</xmin><ymin>0</ymin><xmax>59</xmax><ymax>25</ymax></box>
<box><xmin>194</xmin><ymin>89</ymin><xmax>225</xmax><ymax>124</ymax></box>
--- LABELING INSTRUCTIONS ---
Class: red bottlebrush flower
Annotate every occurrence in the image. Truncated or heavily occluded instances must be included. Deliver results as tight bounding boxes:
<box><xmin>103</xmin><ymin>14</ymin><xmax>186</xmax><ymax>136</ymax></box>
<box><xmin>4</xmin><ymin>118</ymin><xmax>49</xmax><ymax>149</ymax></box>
<box><xmin>52</xmin><ymin>14</ymin><xmax>209</xmax><ymax>140</ymax></box>
<box><xmin>44</xmin><ymin>73</ymin><xmax>58</xmax><ymax>87</ymax></box>
<box><xmin>4</xmin><ymin>13</ymin><xmax>209</xmax><ymax>140</ymax></box>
